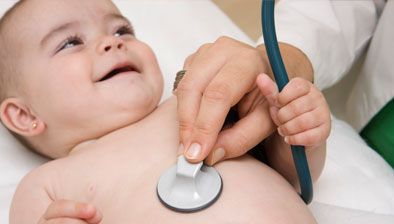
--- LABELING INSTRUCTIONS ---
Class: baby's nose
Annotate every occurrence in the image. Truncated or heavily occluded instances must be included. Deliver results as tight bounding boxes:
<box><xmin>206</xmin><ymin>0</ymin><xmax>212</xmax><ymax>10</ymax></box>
<box><xmin>97</xmin><ymin>36</ymin><xmax>126</xmax><ymax>55</ymax></box>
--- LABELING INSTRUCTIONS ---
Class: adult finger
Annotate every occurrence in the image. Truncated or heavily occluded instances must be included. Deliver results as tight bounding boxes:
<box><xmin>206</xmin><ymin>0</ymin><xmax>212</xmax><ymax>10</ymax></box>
<box><xmin>184</xmin><ymin>58</ymin><xmax>262</xmax><ymax>162</ymax></box>
<box><xmin>205</xmin><ymin>99</ymin><xmax>275</xmax><ymax>165</ymax></box>
<box><xmin>177</xmin><ymin>45</ymin><xmax>228</xmax><ymax>150</ymax></box>
<box><xmin>182</xmin><ymin>43</ymin><xmax>213</xmax><ymax>70</ymax></box>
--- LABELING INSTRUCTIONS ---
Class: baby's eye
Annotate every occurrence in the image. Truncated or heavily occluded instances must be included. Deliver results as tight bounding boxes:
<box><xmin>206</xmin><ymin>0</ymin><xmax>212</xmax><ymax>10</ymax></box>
<box><xmin>114</xmin><ymin>25</ymin><xmax>134</xmax><ymax>37</ymax></box>
<box><xmin>57</xmin><ymin>35</ymin><xmax>83</xmax><ymax>52</ymax></box>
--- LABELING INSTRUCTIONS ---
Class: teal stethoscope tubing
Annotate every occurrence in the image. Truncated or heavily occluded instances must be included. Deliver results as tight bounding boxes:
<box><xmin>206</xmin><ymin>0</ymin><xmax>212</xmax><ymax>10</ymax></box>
<box><xmin>261</xmin><ymin>0</ymin><xmax>313</xmax><ymax>204</ymax></box>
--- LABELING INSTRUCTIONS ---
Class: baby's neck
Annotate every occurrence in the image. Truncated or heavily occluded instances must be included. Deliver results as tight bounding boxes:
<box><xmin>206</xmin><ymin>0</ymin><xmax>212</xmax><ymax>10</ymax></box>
<box><xmin>68</xmin><ymin>139</ymin><xmax>98</xmax><ymax>156</ymax></box>
<box><xmin>64</xmin><ymin>96</ymin><xmax>177</xmax><ymax>158</ymax></box>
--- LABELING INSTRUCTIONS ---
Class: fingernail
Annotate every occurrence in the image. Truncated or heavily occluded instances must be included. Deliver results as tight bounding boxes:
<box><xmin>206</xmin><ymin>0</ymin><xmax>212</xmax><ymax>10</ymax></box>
<box><xmin>172</xmin><ymin>89</ymin><xmax>178</xmax><ymax>95</ymax></box>
<box><xmin>284</xmin><ymin>136</ymin><xmax>289</xmax><ymax>144</ymax></box>
<box><xmin>211</xmin><ymin>147</ymin><xmax>225</xmax><ymax>165</ymax></box>
<box><xmin>177</xmin><ymin>144</ymin><xmax>184</xmax><ymax>155</ymax></box>
<box><xmin>186</xmin><ymin>143</ymin><xmax>201</xmax><ymax>159</ymax></box>
<box><xmin>277</xmin><ymin>127</ymin><xmax>284</xmax><ymax>136</ymax></box>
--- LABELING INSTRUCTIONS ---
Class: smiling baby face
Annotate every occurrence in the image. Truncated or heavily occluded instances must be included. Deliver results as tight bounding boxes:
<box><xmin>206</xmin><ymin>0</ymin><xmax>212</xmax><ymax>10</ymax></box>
<box><xmin>0</xmin><ymin>0</ymin><xmax>164</xmax><ymax>158</ymax></box>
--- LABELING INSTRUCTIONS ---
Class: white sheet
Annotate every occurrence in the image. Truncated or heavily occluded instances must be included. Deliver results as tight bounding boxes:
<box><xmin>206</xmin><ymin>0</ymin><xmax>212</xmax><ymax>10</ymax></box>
<box><xmin>309</xmin><ymin>202</ymin><xmax>394</xmax><ymax>224</ymax></box>
<box><xmin>1</xmin><ymin>0</ymin><xmax>393</xmax><ymax>223</ymax></box>
<box><xmin>313</xmin><ymin>116</ymin><xmax>394</xmax><ymax>215</ymax></box>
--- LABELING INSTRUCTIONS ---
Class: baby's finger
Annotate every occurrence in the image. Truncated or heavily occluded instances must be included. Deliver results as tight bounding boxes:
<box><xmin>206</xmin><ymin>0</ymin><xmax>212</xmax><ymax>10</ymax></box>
<box><xmin>278</xmin><ymin>109</ymin><xmax>325</xmax><ymax>137</ymax></box>
<box><xmin>43</xmin><ymin>200</ymin><xmax>97</xmax><ymax>221</ymax></box>
<box><xmin>256</xmin><ymin>74</ymin><xmax>279</xmax><ymax>108</ymax></box>
<box><xmin>84</xmin><ymin>209</ymin><xmax>102</xmax><ymax>224</ymax></box>
<box><xmin>285</xmin><ymin>123</ymin><xmax>331</xmax><ymax>146</ymax></box>
<box><xmin>277</xmin><ymin>93</ymin><xmax>320</xmax><ymax>124</ymax></box>
<box><xmin>277</xmin><ymin>78</ymin><xmax>311</xmax><ymax>107</ymax></box>
<box><xmin>256</xmin><ymin>74</ymin><xmax>280</xmax><ymax>126</ymax></box>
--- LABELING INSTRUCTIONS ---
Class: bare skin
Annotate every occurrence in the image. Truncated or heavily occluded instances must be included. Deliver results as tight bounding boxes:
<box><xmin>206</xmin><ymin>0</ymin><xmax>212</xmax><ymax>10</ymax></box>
<box><xmin>0</xmin><ymin>0</ymin><xmax>329</xmax><ymax>223</ymax></box>
<box><xmin>178</xmin><ymin>39</ymin><xmax>315</xmax><ymax>166</ymax></box>
<box><xmin>10</xmin><ymin>97</ymin><xmax>316</xmax><ymax>224</ymax></box>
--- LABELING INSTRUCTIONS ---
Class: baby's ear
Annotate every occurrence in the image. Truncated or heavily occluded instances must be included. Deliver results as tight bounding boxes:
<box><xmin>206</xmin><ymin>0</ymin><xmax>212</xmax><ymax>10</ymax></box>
<box><xmin>0</xmin><ymin>98</ymin><xmax>45</xmax><ymax>137</ymax></box>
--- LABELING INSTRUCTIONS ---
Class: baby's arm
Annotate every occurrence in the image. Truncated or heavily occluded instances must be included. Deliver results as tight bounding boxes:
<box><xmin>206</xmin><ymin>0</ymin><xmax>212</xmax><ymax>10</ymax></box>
<box><xmin>9</xmin><ymin>167</ymin><xmax>101</xmax><ymax>224</ymax></box>
<box><xmin>256</xmin><ymin>74</ymin><xmax>330</xmax><ymax>188</ymax></box>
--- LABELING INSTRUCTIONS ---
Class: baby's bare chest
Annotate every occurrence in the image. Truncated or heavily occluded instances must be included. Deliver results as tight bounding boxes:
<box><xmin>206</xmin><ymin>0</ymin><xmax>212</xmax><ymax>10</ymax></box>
<box><xmin>50</xmin><ymin>108</ymin><xmax>181</xmax><ymax>220</ymax></box>
<box><xmin>48</xmin><ymin>142</ymin><xmax>309</xmax><ymax>223</ymax></box>
<box><xmin>54</xmin><ymin>141</ymin><xmax>177</xmax><ymax>221</ymax></box>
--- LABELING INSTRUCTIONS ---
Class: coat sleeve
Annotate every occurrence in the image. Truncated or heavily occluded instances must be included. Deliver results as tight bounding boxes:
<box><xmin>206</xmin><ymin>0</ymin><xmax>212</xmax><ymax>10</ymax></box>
<box><xmin>258</xmin><ymin>0</ymin><xmax>380</xmax><ymax>90</ymax></box>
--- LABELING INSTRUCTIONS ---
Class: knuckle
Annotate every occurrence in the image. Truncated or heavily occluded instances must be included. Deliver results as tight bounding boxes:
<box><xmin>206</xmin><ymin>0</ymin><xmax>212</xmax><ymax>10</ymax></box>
<box><xmin>196</xmin><ymin>43</ymin><xmax>212</xmax><ymax>55</ymax></box>
<box><xmin>236</xmin><ymin>48</ymin><xmax>261</xmax><ymax>66</ymax></box>
<box><xmin>303</xmin><ymin>131</ymin><xmax>318</xmax><ymax>146</ymax></box>
<box><xmin>215</xmin><ymin>36</ymin><xmax>232</xmax><ymax>45</ymax></box>
<box><xmin>194</xmin><ymin>121</ymin><xmax>216</xmax><ymax>137</ymax></box>
<box><xmin>281</xmin><ymin>123</ymin><xmax>290</xmax><ymax>135</ymax></box>
<box><xmin>297</xmin><ymin>116</ymin><xmax>311</xmax><ymax>130</ymax></box>
<box><xmin>183</xmin><ymin>54</ymin><xmax>194</xmax><ymax>68</ymax></box>
<box><xmin>313</xmin><ymin>89</ymin><xmax>325</xmax><ymax>103</ymax></box>
<box><xmin>277</xmin><ymin>93</ymin><xmax>287</xmax><ymax>107</ymax></box>
<box><xmin>289</xmin><ymin>101</ymin><xmax>302</xmax><ymax>115</ymax></box>
<box><xmin>178</xmin><ymin>120</ymin><xmax>193</xmax><ymax>133</ymax></box>
<box><xmin>233</xmin><ymin>131</ymin><xmax>250</xmax><ymax>154</ymax></box>
<box><xmin>290</xmin><ymin>78</ymin><xmax>309</xmax><ymax>94</ymax></box>
<box><xmin>244</xmin><ymin>48</ymin><xmax>261</xmax><ymax>60</ymax></box>
<box><xmin>276</xmin><ymin>109</ymin><xmax>287</xmax><ymax>124</ymax></box>
<box><xmin>204</xmin><ymin>82</ymin><xmax>231</xmax><ymax>103</ymax></box>
<box><xmin>176</xmin><ymin>77</ymin><xmax>195</xmax><ymax>93</ymax></box>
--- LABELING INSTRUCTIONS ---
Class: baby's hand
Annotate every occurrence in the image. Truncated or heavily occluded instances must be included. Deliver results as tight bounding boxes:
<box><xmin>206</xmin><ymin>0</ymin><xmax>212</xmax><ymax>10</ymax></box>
<box><xmin>257</xmin><ymin>74</ymin><xmax>331</xmax><ymax>147</ymax></box>
<box><xmin>38</xmin><ymin>200</ymin><xmax>102</xmax><ymax>224</ymax></box>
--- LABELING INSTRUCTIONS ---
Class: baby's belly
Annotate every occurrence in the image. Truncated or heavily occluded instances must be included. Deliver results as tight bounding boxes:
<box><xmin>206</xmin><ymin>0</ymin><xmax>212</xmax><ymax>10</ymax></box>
<box><xmin>69</xmin><ymin>154</ymin><xmax>316</xmax><ymax>223</ymax></box>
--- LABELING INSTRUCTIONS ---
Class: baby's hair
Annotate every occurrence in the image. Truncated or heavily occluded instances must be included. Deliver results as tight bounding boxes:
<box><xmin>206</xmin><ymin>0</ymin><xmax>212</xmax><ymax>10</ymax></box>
<box><xmin>0</xmin><ymin>1</ymin><xmax>37</xmax><ymax>151</ymax></box>
<box><xmin>0</xmin><ymin>0</ymin><xmax>26</xmax><ymax>103</ymax></box>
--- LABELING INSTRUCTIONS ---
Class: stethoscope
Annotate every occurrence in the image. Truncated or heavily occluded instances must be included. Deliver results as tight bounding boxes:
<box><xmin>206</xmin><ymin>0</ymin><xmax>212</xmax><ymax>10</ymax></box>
<box><xmin>261</xmin><ymin>0</ymin><xmax>313</xmax><ymax>205</ymax></box>
<box><xmin>156</xmin><ymin>0</ymin><xmax>313</xmax><ymax>212</ymax></box>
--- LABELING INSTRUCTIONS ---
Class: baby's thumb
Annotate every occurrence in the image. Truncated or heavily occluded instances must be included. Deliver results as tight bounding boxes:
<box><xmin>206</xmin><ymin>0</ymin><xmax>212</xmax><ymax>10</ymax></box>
<box><xmin>256</xmin><ymin>74</ymin><xmax>280</xmax><ymax>126</ymax></box>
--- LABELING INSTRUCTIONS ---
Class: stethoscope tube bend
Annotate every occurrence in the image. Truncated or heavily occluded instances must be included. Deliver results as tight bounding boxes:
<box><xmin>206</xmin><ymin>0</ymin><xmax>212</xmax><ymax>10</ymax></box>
<box><xmin>261</xmin><ymin>0</ymin><xmax>313</xmax><ymax>204</ymax></box>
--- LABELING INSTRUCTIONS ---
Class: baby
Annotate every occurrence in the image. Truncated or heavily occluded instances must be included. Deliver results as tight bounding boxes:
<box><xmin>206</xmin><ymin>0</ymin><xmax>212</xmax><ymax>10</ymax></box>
<box><xmin>0</xmin><ymin>0</ymin><xmax>331</xmax><ymax>223</ymax></box>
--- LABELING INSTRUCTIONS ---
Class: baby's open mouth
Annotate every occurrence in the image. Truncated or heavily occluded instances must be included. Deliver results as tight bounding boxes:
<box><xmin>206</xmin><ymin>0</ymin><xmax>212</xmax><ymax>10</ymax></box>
<box><xmin>99</xmin><ymin>65</ymin><xmax>139</xmax><ymax>82</ymax></box>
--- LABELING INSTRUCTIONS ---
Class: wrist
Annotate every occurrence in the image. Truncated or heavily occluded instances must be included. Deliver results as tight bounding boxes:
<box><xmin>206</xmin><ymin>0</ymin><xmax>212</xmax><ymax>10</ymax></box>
<box><xmin>257</xmin><ymin>42</ymin><xmax>314</xmax><ymax>82</ymax></box>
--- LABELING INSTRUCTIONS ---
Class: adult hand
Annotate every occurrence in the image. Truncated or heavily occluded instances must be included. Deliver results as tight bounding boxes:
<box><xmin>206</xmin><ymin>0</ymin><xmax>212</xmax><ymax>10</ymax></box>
<box><xmin>176</xmin><ymin>36</ymin><xmax>276</xmax><ymax>165</ymax></box>
<box><xmin>38</xmin><ymin>200</ymin><xmax>102</xmax><ymax>224</ymax></box>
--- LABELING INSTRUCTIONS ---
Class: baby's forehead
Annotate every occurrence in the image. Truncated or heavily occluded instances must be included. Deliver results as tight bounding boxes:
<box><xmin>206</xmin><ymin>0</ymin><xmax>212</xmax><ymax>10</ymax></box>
<box><xmin>3</xmin><ymin>0</ymin><xmax>123</xmax><ymax>46</ymax></box>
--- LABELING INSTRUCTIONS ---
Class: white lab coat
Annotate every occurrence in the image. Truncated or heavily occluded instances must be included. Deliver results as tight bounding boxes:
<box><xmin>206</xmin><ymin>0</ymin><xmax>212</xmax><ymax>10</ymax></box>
<box><xmin>259</xmin><ymin>0</ymin><xmax>392</xmax><ymax>132</ymax></box>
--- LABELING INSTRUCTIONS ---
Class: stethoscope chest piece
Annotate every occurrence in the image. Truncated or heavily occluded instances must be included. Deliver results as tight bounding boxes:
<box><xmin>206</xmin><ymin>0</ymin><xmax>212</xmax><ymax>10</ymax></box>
<box><xmin>157</xmin><ymin>155</ymin><xmax>223</xmax><ymax>212</ymax></box>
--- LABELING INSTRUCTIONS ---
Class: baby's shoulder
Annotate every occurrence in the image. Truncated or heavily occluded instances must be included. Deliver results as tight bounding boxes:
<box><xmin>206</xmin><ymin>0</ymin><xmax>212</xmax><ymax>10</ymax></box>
<box><xmin>9</xmin><ymin>160</ymin><xmax>63</xmax><ymax>223</ymax></box>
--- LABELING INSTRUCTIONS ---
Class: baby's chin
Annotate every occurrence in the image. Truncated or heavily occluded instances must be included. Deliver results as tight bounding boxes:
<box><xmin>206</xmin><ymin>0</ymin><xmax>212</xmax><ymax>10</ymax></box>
<box><xmin>101</xmin><ymin>95</ymin><xmax>160</xmax><ymax>130</ymax></box>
